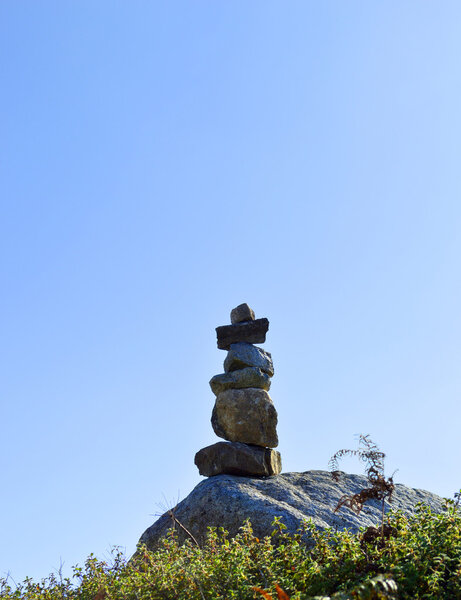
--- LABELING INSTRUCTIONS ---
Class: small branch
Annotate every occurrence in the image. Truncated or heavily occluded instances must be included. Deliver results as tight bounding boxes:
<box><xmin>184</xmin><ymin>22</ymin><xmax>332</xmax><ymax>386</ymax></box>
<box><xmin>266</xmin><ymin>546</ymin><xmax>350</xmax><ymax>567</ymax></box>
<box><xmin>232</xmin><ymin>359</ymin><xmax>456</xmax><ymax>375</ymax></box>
<box><xmin>168</xmin><ymin>510</ymin><xmax>200</xmax><ymax>548</ymax></box>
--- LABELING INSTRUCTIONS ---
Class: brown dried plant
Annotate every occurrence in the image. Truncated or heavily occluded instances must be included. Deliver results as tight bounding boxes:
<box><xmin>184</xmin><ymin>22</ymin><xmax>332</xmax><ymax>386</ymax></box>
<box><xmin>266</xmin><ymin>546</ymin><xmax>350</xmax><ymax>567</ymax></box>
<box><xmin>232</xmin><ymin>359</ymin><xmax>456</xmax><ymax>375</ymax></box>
<box><xmin>329</xmin><ymin>435</ymin><xmax>396</xmax><ymax>538</ymax></box>
<box><xmin>252</xmin><ymin>583</ymin><xmax>290</xmax><ymax>600</ymax></box>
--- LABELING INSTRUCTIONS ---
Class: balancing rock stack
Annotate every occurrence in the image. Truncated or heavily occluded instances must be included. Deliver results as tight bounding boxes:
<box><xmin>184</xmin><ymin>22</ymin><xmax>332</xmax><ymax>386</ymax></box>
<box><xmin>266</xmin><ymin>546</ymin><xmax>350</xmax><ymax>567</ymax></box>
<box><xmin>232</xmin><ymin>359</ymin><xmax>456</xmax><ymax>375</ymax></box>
<box><xmin>194</xmin><ymin>303</ymin><xmax>282</xmax><ymax>478</ymax></box>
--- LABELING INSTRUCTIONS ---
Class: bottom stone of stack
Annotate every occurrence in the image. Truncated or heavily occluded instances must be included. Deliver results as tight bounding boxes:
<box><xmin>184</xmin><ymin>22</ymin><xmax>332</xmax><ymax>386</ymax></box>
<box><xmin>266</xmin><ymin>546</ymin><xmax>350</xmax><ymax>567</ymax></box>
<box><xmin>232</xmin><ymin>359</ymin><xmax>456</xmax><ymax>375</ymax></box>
<box><xmin>195</xmin><ymin>441</ymin><xmax>282</xmax><ymax>477</ymax></box>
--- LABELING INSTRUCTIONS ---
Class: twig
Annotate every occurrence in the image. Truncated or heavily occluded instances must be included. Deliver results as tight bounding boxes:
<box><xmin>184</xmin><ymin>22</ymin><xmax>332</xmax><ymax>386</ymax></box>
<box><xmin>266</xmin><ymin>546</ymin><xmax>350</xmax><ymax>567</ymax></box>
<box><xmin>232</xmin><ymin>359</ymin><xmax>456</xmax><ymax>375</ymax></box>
<box><xmin>167</xmin><ymin>510</ymin><xmax>200</xmax><ymax>548</ymax></box>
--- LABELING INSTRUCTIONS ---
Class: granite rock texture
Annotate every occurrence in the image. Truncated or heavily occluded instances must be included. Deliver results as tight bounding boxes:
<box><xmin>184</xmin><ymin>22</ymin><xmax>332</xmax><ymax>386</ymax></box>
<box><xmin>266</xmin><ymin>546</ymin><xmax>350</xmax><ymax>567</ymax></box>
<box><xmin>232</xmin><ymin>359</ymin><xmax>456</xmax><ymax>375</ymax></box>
<box><xmin>216</xmin><ymin>318</ymin><xmax>269</xmax><ymax>350</ymax></box>
<box><xmin>194</xmin><ymin>441</ymin><xmax>282</xmax><ymax>477</ymax></box>
<box><xmin>211</xmin><ymin>388</ymin><xmax>278</xmax><ymax>447</ymax></box>
<box><xmin>224</xmin><ymin>342</ymin><xmax>274</xmax><ymax>376</ymax></box>
<box><xmin>210</xmin><ymin>367</ymin><xmax>271</xmax><ymax>395</ymax></box>
<box><xmin>137</xmin><ymin>470</ymin><xmax>446</xmax><ymax>551</ymax></box>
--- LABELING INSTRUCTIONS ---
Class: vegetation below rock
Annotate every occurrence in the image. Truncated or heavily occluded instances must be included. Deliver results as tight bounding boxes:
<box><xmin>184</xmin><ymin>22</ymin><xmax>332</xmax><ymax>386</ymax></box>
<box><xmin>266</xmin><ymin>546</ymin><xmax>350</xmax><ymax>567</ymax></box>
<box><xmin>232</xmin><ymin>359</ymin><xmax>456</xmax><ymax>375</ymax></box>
<box><xmin>2</xmin><ymin>499</ymin><xmax>461</xmax><ymax>600</ymax></box>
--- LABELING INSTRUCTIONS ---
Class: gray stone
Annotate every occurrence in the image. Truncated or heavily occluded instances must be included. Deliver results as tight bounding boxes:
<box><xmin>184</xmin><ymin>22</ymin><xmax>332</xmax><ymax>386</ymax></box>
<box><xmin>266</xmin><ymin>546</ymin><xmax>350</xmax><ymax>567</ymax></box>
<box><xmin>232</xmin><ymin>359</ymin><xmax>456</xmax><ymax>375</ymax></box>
<box><xmin>211</xmin><ymin>388</ymin><xmax>278</xmax><ymax>447</ymax></box>
<box><xmin>216</xmin><ymin>318</ymin><xmax>269</xmax><ymax>350</ymax></box>
<box><xmin>231</xmin><ymin>303</ymin><xmax>255</xmax><ymax>324</ymax></box>
<box><xmin>136</xmin><ymin>470</ymin><xmax>446</xmax><ymax>551</ymax></box>
<box><xmin>194</xmin><ymin>441</ymin><xmax>282</xmax><ymax>477</ymax></box>
<box><xmin>209</xmin><ymin>367</ymin><xmax>271</xmax><ymax>396</ymax></box>
<box><xmin>224</xmin><ymin>343</ymin><xmax>274</xmax><ymax>377</ymax></box>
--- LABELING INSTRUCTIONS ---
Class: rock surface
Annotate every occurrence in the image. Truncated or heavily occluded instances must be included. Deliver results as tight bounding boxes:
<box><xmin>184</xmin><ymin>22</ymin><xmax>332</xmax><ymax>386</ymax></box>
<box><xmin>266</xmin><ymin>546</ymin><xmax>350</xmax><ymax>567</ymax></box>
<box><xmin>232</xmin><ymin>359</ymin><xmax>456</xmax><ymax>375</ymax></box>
<box><xmin>137</xmin><ymin>470</ymin><xmax>446</xmax><ymax>551</ymax></box>
<box><xmin>195</xmin><ymin>441</ymin><xmax>282</xmax><ymax>477</ymax></box>
<box><xmin>231</xmin><ymin>303</ymin><xmax>255</xmax><ymax>324</ymax></box>
<box><xmin>209</xmin><ymin>367</ymin><xmax>271</xmax><ymax>396</ymax></box>
<box><xmin>211</xmin><ymin>388</ymin><xmax>278</xmax><ymax>447</ymax></box>
<box><xmin>224</xmin><ymin>342</ymin><xmax>274</xmax><ymax>376</ymax></box>
<box><xmin>216</xmin><ymin>318</ymin><xmax>269</xmax><ymax>350</ymax></box>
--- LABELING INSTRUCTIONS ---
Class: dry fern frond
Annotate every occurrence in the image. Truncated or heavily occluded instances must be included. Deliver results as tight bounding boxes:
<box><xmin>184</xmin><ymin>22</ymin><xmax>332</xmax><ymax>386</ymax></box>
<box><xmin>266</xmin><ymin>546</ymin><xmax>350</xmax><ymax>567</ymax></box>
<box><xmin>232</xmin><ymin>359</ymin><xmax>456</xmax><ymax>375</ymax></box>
<box><xmin>334</xmin><ymin>474</ymin><xmax>395</xmax><ymax>514</ymax></box>
<box><xmin>329</xmin><ymin>435</ymin><xmax>395</xmax><ymax>518</ymax></box>
<box><xmin>328</xmin><ymin>434</ymin><xmax>385</xmax><ymax>476</ymax></box>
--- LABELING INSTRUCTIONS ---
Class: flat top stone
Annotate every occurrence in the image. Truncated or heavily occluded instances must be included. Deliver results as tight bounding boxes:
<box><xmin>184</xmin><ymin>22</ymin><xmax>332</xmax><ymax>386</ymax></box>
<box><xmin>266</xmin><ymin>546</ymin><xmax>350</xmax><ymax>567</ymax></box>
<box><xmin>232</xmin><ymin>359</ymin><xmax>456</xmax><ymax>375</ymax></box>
<box><xmin>230</xmin><ymin>303</ymin><xmax>255</xmax><ymax>324</ymax></box>
<box><xmin>216</xmin><ymin>318</ymin><xmax>269</xmax><ymax>350</ymax></box>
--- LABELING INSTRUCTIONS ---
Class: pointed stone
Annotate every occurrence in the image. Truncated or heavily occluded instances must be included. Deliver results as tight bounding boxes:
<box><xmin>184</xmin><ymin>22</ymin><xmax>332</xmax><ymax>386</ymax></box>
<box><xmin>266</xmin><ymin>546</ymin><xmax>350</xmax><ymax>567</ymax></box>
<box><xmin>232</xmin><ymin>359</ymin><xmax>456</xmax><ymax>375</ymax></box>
<box><xmin>211</xmin><ymin>388</ymin><xmax>278</xmax><ymax>447</ymax></box>
<box><xmin>230</xmin><ymin>303</ymin><xmax>255</xmax><ymax>324</ymax></box>
<box><xmin>216</xmin><ymin>318</ymin><xmax>269</xmax><ymax>350</ymax></box>
<box><xmin>195</xmin><ymin>442</ymin><xmax>282</xmax><ymax>477</ymax></box>
<box><xmin>209</xmin><ymin>367</ymin><xmax>271</xmax><ymax>396</ymax></box>
<box><xmin>224</xmin><ymin>343</ymin><xmax>274</xmax><ymax>377</ymax></box>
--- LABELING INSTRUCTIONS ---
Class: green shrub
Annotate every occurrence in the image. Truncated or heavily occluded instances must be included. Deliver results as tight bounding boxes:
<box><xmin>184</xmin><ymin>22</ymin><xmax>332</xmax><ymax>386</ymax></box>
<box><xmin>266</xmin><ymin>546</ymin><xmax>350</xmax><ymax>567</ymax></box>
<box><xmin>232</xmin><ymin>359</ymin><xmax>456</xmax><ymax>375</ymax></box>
<box><xmin>2</xmin><ymin>498</ymin><xmax>461</xmax><ymax>600</ymax></box>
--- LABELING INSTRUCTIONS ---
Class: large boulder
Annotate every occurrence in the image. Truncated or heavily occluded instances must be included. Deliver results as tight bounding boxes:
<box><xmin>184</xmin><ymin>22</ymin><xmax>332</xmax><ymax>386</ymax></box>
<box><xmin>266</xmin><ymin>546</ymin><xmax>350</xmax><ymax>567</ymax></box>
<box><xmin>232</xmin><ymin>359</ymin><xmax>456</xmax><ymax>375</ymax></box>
<box><xmin>137</xmin><ymin>470</ymin><xmax>446</xmax><ymax>551</ymax></box>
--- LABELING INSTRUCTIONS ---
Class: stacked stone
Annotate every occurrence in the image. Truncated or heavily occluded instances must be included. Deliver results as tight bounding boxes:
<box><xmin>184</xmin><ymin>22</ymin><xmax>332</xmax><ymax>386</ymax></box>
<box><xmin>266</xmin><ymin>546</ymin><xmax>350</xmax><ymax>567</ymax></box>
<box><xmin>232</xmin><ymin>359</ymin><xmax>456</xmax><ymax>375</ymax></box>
<box><xmin>194</xmin><ymin>303</ymin><xmax>282</xmax><ymax>478</ymax></box>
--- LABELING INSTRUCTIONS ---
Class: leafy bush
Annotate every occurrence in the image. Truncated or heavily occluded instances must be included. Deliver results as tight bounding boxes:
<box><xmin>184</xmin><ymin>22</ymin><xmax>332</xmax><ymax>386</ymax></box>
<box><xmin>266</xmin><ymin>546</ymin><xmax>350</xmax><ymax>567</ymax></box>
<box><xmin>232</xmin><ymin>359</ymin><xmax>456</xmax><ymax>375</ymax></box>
<box><xmin>2</xmin><ymin>498</ymin><xmax>461</xmax><ymax>600</ymax></box>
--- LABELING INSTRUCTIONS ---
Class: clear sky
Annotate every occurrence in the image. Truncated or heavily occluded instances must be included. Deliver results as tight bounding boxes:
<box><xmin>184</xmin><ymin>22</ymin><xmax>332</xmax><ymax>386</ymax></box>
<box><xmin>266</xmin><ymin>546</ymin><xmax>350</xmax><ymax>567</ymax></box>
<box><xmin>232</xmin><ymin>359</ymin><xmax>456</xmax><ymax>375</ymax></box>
<box><xmin>1</xmin><ymin>0</ymin><xmax>461</xmax><ymax>584</ymax></box>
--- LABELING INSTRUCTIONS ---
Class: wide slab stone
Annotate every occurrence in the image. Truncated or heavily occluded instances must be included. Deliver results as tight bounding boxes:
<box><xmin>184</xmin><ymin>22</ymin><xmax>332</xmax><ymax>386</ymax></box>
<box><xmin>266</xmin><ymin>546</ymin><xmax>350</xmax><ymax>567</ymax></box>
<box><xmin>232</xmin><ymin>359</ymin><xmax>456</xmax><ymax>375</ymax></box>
<box><xmin>216</xmin><ymin>318</ymin><xmax>269</xmax><ymax>350</ymax></box>
<box><xmin>211</xmin><ymin>388</ymin><xmax>278</xmax><ymax>447</ymax></box>
<box><xmin>136</xmin><ymin>470</ymin><xmax>446</xmax><ymax>551</ymax></box>
<box><xmin>224</xmin><ymin>342</ymin><xmax>274</xmax><ymax>377</ymax></box>
<box><xmin>231</xmin><ymin>303</ymin><xmax>255</xmax><ymax>324</ymax></box>
<box><xmin>195</xmin><ymin>441</ymin><xmax>282</xmax><ymax>477</ymax></box>
<box><xmin>209</xmin><ymin>367</ymin><xmax>271</xmax><ymax>396</ymax></box>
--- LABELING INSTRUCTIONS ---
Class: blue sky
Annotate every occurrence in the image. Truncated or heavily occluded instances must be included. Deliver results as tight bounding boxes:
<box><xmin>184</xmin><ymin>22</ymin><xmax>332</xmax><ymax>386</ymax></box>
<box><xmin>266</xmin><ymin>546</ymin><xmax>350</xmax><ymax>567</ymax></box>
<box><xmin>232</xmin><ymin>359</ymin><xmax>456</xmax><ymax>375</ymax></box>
<box><xmin>2</xmin><ymin>0</ymin><xmax>461</xmax><ymax>583</ymax></box>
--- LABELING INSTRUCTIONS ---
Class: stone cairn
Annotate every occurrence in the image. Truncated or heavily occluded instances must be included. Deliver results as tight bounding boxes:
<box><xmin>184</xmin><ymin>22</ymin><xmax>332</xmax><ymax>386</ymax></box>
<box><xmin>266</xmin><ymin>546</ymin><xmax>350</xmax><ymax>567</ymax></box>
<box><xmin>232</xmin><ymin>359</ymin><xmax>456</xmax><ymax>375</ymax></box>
<box><xmin>194</xmin><ymin>303</ymin><xmax>282</xmax><ymax>477</ymax></box>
